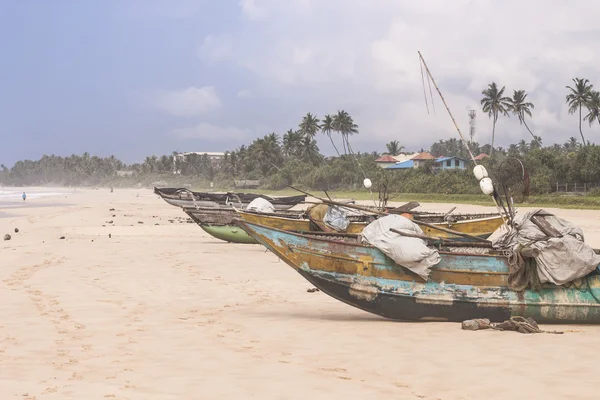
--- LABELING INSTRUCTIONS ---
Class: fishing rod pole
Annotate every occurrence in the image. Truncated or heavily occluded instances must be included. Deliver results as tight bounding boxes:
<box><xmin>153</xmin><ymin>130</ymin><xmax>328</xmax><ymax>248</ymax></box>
<box><xmin>417</xmin><ymin>51</ymin><xmax>510</xmax><ymax>223</ymax></box>
<box><xmin>417</xmin><ymin>51</ymin><xmax>476</xmax><ymax>163</ymax></box>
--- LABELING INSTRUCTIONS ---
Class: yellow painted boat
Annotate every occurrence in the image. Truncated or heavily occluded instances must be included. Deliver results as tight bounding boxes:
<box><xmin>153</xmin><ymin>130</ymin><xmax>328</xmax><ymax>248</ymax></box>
<box><xmin>238</xmin><ymin>206</ymin><xmax>505</xmax><ymax>241</ymax></box>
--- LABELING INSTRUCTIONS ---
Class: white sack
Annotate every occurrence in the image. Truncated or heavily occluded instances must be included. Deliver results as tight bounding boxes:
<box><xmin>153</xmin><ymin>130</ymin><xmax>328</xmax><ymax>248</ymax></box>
<box><xmin>246</xmin><ymin>197</ymin><xmax>275</xmax><ymax>214</ymax></box>
<box><xmin>361</xmin><ymin>214</ymin><xmax>440</xmax><ymax>280</ymax></box>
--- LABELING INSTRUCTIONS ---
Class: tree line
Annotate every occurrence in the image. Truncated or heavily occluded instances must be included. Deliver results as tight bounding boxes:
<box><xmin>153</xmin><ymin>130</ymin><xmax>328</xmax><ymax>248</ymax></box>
<box><xmin>3</xmin><ymin>135</ymin><xmax>600</xmax><ymax>196</ymax></box>
<box><xmin>4</xmin><ymin>84</ymin><xmax>600</xmax><ymax>196</ymax></box>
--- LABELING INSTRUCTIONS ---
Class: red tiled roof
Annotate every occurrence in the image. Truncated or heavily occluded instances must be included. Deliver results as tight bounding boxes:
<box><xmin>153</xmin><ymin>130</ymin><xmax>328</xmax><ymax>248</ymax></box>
<box><xmin>474</xmin><ymin>153</ymin><xmax>489</xmax><ymax>160</ymax></box>
<box><xmin>375</xmin><ymin>155</ymin><xmax>399</xmax><ymax>162</ymax></box>
<box><xmin>412</xmin><ymin>151</ymin><xmax>436</xmax><ymax>160</ymax></box>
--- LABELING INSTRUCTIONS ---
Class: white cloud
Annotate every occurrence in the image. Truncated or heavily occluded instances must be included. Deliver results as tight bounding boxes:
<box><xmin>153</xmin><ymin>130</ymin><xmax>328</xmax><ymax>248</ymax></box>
<box><xmin>239</xmin><ymin>0</ymin><xmax>268</xmax><ymax>20</ymax></box>
<box><xmin>154</xmin><ymin>86</ymin><xmax>221</xmax><ymax>117</ymax></box>
<box><xmin>197</xmin><ymin>0</ymin><xmax>600</xmax><ymax>150</ymax></box>
<box><xmin>236</xmin><ymin>89</ymin><xmax>251</xmax><ymax>98</ymax></box>
<box><xmin>172</xmin><ymin>122</ymin><xmax>252</xmax><ymax>141</ymax></box>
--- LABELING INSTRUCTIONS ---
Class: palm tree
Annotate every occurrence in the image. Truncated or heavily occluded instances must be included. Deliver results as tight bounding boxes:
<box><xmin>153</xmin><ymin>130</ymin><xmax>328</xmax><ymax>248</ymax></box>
<box><xmin>564</xmin><ymin>136</ymin><xmax>579</xmax><ymax>152</ymax></box>
<box><xmin>517</xmin><ymin>139</ymin><xmax>529</xmax><ymax>155</ymax></box>
<box><xmin>481</xmin><ymin>82</ymin><xmax>511</xmax><ymax>156</ymax></box>
<box><xmin>266</xmin><ymin>132</ymin><xmax>280</xmax><ymax>147</ymax></box>
<box><xmin>332</xmin><ymin>110</ymin><xmax>359</xmax><ymax>155</ymax></box>
<box><xmin>385</xmin><ymin>140</ymin><xmax>404</xmax><ymax>156</ymax></box>
<box><xmin>321</xmin><ymin>114</ymin><xmax>340</xmax><ymax>156</ymax></box>
<box><xmin>282</xmin><ymin>129</ymin><xmax>303</xmax><ymax>157</ymax></box>
<box><xmin>530</xmin><ymin>136</ymin><xmax>542</xmax><ymax>150</ymax></box>
<box><xmin>507</xmin><ymin>143</ymin><xmax>519</xmax><ymax>157</ymax></box>
<box><xmin>298</xmin><ymin>136</ymin><xmax>322</xmax><ymax>165</ymax></box>
<box><xmin>250</xmin><ymin>135</ymin><xmax>282</xmax><ymax>176</ymax></box>
<box><xmin>507</xmin><ymin>89</ymin><xmax>537</xmax><ymax>142</ymax></box>
<box><xmin>566</xmin><ymin>77</ymin><xmax>593</xmax><ymax>146</ymax></box>
<box><xmin>584</xmin><ymin>90</ymin><xmax>600</xmax><ymax>129</ymax></box>
<box><xmin>298</xmin><ymin>113</ymin><xmax>321</xmax><ymax>139</ymax></box>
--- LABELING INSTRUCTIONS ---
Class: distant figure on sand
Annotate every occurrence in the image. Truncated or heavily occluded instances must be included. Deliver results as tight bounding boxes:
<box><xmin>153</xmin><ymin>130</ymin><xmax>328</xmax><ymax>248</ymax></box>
<box><xmin>22</xmin><ymin>192</ymin><xmax>26</xmax><ymax>201</ymax></box>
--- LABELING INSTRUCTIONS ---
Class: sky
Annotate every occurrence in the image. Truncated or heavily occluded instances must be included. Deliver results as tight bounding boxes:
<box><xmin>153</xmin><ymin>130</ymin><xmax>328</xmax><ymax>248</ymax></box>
<box><xmin>2</xmin><ymin>0</ymin><xmax>600</xmax><ymax>166</ymax></box>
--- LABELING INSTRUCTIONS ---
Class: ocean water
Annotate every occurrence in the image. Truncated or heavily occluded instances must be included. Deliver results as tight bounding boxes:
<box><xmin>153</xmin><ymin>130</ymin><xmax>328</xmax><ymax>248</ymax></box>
<box><xmin>0</xmin><ymin>189</ymin><xmax>69</xmax><ymax>201</ymax></box>
<box><xmin>0</xmin><ymin>189</ymin><xmax>72</xmax><ymax>216</ymax></box>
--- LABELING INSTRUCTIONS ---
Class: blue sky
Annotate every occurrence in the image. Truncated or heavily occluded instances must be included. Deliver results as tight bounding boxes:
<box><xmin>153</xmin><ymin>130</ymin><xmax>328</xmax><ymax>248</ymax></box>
<box><xmin>2</xmin><ymin>0</ymin><xmax>600</xmax><ymax>166</ymax></box>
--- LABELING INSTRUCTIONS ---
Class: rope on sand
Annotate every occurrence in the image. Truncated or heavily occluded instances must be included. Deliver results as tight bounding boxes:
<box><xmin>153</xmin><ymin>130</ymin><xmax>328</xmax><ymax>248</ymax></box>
<box><xmin>461</xmin><ymin>316</ymin><xmax>563</xmax><ymax>334</ymax></box>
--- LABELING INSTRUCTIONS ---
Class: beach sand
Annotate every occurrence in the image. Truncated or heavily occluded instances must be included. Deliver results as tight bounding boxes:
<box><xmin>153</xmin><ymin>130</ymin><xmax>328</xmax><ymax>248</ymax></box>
<box><xmin>1</xmin><ymin>188</ymin><xmax>599</xmax><ymax>400</ymax></box>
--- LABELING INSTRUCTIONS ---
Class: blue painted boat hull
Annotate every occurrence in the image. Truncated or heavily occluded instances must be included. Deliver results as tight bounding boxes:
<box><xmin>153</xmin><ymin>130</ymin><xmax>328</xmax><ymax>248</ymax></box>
<box><xmin>236</xmin><ymin>219</ymin><xmax>600</xmax><ymax>324</ymax></box>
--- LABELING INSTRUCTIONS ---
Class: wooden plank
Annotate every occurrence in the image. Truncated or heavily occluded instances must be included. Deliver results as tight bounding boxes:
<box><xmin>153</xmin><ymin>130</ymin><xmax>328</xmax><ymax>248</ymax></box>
<box><xmin>388</xmin><ymin>201</ymin><xmax>421</xmax><ymax>213</ymax></box>
<box><xmin>410</xmin><ymin>219</ymin><xmax>492</xmax><ymax>243</ymax></box>
<box><xmin>530</xmin><ymin>215</ymin><xmax>562</xmax><ymax>238</ymax></box>
<box><xmin>389</xmin><ymin>228</ymin><xmax>493</xmax><ymax>248</ymax></box>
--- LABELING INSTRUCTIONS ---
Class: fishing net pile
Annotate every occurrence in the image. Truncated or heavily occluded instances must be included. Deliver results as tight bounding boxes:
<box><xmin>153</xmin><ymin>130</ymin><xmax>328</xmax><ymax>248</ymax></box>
<box><xmin>489</xmin><ymin>209</ymin><xmax>600</xmax><ymax>289</ymax></box>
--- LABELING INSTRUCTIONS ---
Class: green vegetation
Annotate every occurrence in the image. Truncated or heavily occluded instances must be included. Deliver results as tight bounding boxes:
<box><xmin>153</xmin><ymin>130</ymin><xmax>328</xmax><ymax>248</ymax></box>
<box><xmin>4</xmin><ymin>78</ymin><xmax>600</xmax><ymax>210</ymax></box>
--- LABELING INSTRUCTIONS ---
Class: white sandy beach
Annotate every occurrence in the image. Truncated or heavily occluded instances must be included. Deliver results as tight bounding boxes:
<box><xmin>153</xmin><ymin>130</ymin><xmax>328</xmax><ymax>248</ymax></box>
<box><xmin>1</xmin><ymin>188</ymin><xmax>600</xmax><ymax>400</ymax></box>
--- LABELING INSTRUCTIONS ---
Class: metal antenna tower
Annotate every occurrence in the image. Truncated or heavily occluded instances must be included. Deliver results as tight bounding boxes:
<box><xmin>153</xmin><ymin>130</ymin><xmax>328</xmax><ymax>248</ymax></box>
<box><xmin>468</xmin><ymin>109</ymin><xmax>476</xmax><ymax>144</ymax></box>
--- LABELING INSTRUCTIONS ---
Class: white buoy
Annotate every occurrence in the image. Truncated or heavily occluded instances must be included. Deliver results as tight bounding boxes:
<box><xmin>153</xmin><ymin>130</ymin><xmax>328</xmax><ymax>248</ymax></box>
<box><xmin>479</xmin><ymin>177</ymin><xmax>494</xmax><ymax>196</ymax></box>
<box><xmin>363</xmin><ymin>178</ymin><xmax>372</xmax><ymax>189</ymax></box>
<box><xmin>473</xmin><ymin>165</ymin><xmax>488</xmax><ymax>181</ymax></box>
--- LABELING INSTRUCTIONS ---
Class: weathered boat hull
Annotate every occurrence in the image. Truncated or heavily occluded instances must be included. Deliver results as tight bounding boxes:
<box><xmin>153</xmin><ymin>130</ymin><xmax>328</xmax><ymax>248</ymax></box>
<box><xmin>184</xmin><ymin>207</ymin><xmax>258</xmax><ymax>244</ymax></box>
<box><xmin>154</xmin><ymin>187</ymin><xmax>305</xmax><ymax>210</ymax></box>
<box><xmin>237</xmin><ymin>220</ymin><xmax>600</xmax><ymax>324</ymax></box>
<box><xmin>160</xmin><ymin>196</ymin><xmax>298</xmax><ymax>210</ymax></box>
<box><xmin>199</xmin><ymin>224</ymin><xmax>258</xmax><ymax>244</ymax></box>
<box><xmin>237</xmin><ymin>210</ymin><xmax>503</xmax><ymax>239</ymax></box>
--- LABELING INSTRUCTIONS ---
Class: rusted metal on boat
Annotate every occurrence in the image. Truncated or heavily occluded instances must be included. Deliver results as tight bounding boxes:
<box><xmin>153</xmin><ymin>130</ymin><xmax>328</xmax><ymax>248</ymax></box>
<box><xmin>236</xmin><ymin>220</ymin><xmax>600</xmax><ymax>324</ymax></box>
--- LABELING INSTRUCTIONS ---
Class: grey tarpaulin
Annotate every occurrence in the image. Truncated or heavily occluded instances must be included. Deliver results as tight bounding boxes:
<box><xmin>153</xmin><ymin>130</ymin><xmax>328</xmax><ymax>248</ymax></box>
<box><xmin>489</xmin><ymin>209</ymin><xmax>600</xmax><ymax>285</ymax></box>
<box><xmin>361</xmin><ymin>214</ymin><xmax>440</xmax><ymax>280</ymax></box>
<box><xmin>323</xmin><ymin>205</ymin><xmax>350</xmax><ymax>232</ymax></box>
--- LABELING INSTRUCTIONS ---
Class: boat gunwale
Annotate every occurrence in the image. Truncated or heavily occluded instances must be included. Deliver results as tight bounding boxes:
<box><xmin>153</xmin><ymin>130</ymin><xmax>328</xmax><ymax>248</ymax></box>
<box><xmin>238</xmin><ymin>208</ymin><xmax>504</xmax><ymax>226</ymax></box>
<box><xmin>235</xmin><ymin>219</ymin><xmax>508</xmax><ymax>259</ymax></box>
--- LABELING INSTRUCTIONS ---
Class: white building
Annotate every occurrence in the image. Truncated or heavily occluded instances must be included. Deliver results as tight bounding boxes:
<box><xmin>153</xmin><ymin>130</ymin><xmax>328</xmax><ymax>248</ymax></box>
<box><xmin>173</xmin><ymin>152</ymin><xmax>226</xmax><ymax>173</ymax></box>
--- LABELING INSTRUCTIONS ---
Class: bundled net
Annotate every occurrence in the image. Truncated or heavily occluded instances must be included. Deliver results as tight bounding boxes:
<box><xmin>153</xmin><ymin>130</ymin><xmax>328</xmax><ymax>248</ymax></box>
<box><xmin>494</xmin><ymin>157</ymin><xmax>530</xmax><ymax>204</ymax></box>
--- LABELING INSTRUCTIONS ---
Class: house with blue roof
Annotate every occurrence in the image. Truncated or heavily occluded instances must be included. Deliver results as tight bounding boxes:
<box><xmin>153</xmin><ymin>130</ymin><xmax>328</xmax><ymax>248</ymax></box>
<box><xmin>385</xmin><ymin>152</ymin><xmax>468</xmax><ymax>171</ymax></box>
<box><xmin>435</xmin><ymin>156</ymin><xmax>468</xmax><ymax>170</ymax></box>
<box><xmin>386</xmin><ymin>159</ymin><xmax>414</xmax><ymax>169</ymax></box>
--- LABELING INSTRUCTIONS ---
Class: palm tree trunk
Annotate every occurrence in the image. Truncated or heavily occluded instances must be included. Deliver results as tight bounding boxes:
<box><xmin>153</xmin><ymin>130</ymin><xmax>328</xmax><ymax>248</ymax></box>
<box><xmin>328</xmin><ymin>133</ymin><xmax>341</xmax><ymax>156</ymax></box>
<box><xmin>579</xmin><ymin>105</ymin><xmax>587</xmax><ymax>146</ymax></box>
<box><xmin>522</xmin><ymin>120</ymin><xmax>537</xmax><ymax>142</ymax></box>
<box><xmin>346</xmin><ymin>136</ymin><xmax>353</xmax><ymax>155</ymax></box>
<box><xmin>490</xmin><ymin>118</ymin><xmax>496</xmax><ymax>156</ymax></box>
<box><xmin>341</xmin><ymin>133</ymin><xmax>347</xmax><ymax>155</ymax></box>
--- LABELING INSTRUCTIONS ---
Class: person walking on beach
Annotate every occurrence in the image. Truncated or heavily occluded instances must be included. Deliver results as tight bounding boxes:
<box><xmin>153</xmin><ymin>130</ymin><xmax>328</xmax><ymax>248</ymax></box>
<box><xmin>22</xmin><ymin>192</ymin><xmax>26</xmax><ymax>201</ymax></box>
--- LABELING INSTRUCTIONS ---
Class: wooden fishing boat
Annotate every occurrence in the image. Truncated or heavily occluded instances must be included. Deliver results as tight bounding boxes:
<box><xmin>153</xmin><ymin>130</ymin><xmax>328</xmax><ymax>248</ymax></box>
<box><xmin>154</xmin><ymin>187</ymin><xmax>306</xmax><ymax>210</ymax></box>
<box><xmin>236</xmin><ymin>220</ymin><xmax>600</xmax><ymax>324</ymax></box>
<box><xmin>184</xmin><ymin>207</ymin><xmax>258</xmax><ymax>244</ymax></box>
<box><xmin>238</xmin><ymin>207</ymin><xmax>505</xmax><ymax>240</ymax></box>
